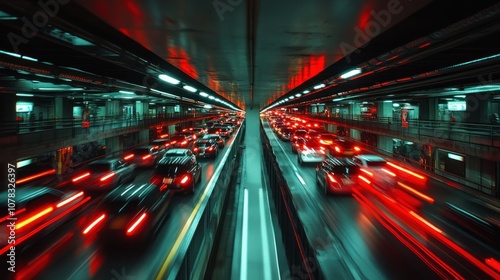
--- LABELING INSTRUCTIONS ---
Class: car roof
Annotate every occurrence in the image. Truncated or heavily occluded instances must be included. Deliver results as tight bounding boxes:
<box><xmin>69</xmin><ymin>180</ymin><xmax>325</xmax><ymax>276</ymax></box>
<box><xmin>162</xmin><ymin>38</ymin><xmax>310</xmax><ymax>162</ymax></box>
<box><xmin>158</xmin><ymin>155</ymin><xmax>193</xmax><ymax>166</ymax></box>
<box><xmin>89</xmin><ymin>158</ymin><xmax>119</xmax><ymax>164</ymax></box>
<box><xmin>105</xmin><ymin>183</ymin><xmax>154</xmax><ymax>203</ymax></box>
<box><xmin>324</xmin><ymin>156</ymin><xmax>357</xmax><ymax>166</ymax></box>
<box><xmin>203</xmin><ymin>134</ymin><xmax>220</xmax><ymax>138</ymax></box>
<box><xmin>165</xmin><ymin>148</ymin><xmax>190</xmax><ymax>154</ymax></box>
<box><xmin>355</xmin><ymin>154</ymin><xmax>386</xmax><ymax>162</ymax></box>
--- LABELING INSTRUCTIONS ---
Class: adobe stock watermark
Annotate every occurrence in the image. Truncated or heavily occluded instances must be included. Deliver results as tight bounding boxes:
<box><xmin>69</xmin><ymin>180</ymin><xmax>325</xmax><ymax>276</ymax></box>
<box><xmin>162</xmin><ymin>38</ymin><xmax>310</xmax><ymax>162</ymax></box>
<box><xmin>213</xmin><ymin>0</ymin><xmax>243</xmax><ymax>21</ymax></box>
<box><xmin>340</xmin><ymin>0</ymin><xmax>405</xmax><ymax>63</ymax></box>
<box><xmin>7</xmin><ymin>0</ymin><xmax>71</xmax><ymax>53</ymax></box>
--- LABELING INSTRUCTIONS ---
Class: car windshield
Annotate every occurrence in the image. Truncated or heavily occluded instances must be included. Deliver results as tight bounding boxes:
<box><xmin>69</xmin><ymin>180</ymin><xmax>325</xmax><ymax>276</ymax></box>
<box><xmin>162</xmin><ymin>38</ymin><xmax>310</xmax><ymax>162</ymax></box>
<box><xmin>294</xmin><ymin>130</ymin><xmax>307</xmax><ymax>137</ymax></box>
<box><xmin>88</xmin><ymin>163</ymin><xmax>111</xmax><ymax>172</ymax></box>
<box><xmin>164</xmin><ymin>150</ymin><xmax>187</xmax><ymax>156</ymax></box>
<box><xmin>195</xmin><ymin>141</ymin><xmax>211</xmax><ymax>147</ymax></box>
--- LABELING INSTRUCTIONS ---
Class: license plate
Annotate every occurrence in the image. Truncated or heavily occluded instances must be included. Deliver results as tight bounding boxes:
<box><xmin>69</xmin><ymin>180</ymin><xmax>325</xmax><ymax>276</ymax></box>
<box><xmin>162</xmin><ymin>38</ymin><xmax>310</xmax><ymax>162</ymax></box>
<box><xmin>163</xmin><ymin>178</ymin><xmax>173</xmax><ymax>184</ymax></box>
<box><xmin>341</xmin><ymin>178</ymin><xmax>353</xmax><ymax>184</ymax></box>
<box><xmin>110</xmin><ymin>217</ymin><xmax>127</xmax><ymax>229</ymax></box>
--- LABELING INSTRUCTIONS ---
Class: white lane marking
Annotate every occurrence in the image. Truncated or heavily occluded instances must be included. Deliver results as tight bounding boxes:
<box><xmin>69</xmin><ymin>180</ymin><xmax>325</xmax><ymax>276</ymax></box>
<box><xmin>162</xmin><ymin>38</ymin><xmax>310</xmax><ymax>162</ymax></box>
<box><xmin>259</xmin><ymin>188</ymin><xmax>272</xmax><ymax>280</ymax></box>
<box><xmin>295</xmin><ymin>171</ymin><xmax>307</xmax><ymax>186</ymax></box>
<box><xmin>261</xmin><ymin>173</ymin><xmax>282</xmax><ymax>280</ymax></box>
<box><xmin>240</xmin><ymin>188</ymin><xmax>249</xmax><ymax>280</ymax></box>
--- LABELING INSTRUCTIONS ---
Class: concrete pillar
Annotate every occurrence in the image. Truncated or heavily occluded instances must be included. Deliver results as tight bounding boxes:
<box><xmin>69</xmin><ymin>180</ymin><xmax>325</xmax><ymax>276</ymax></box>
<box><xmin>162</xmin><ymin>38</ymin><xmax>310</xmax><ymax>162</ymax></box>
<box><xmin>377</xmin><ymin>101</ymin><xmax>393</xmax><ymax>118</ymax></box>
<box><xmin>377</xmin><ymin>135</ymin><xmax>393</xmax><ymax>154</ymax></box>
<box><xmin>135</xmin><ymin>101</ymin><xmax>149</xmax><ymax>120</ymax></box>
<box><xmin>418</xmin><ymin>98</ymin><xmax>438</xmax><ymax>121</ymax></box>
<box><xmin>105</xmin><ymin>100</ymin><xmax>122</xmax><ymax>117</ymax></box>
<box><xmin>1</xmin><ymin>94</ymin><xmax>16</xmax><ymax>122</ymax></box>
<box><xmin>139</xmin><ymin>129</ymin><xmax>150</xmax><ymax>143</ymax></box>
<box><xmin>55</xmin><ymin>97</ymin><xmax>73</xmax><ymax>119</ymax></box>
<box><xmin>105</xmin><ymin>136</ymin><xmax>122</xmax><ymax>155</ymax></box>
<box><xmin>351</xmin><ymin>102</ymin><xmax>361</xmax><ymax>117</ymax></box>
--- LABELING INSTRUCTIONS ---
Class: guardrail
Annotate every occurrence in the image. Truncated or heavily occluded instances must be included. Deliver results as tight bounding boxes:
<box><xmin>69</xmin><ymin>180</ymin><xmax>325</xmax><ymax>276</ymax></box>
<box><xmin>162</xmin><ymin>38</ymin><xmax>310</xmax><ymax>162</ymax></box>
<box><xmin>151</xmin><ymin>120</ymin><xmax>245</xmax><ymax>280</ymax></box>
<box><xmin>260</xmin><ymin>122</ymin><xmax>323</xmax><ymax>279</ymax></box>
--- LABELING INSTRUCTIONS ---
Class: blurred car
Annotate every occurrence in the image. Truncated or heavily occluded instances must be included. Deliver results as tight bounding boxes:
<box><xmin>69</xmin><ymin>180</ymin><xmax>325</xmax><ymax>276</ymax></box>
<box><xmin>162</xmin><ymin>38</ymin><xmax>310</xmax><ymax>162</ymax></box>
<box><xmin>81</xmin><ymin>183</ymin><xmax>170</xmax><ymax>242</ymax></box>
<box><xmin>297</xmin><ymin>139</ymin><xmax>326</xmax><ymax>165</ymax></box>
<box><xmin>202</xmin><ymin>134</ymin><xmax>225</xmax><ymax>148</ymax></box>
<box><xmin>71</xmin><ymin>158</ymin><xmax>136</xmax><ymax>193</ymax></box>
<box><xmin>192</xmin><ymin>139</ymin><xmax>219</xmax><ymax>159</ymax></box>
<box><xmin>168</xmin><ymin>135</ymin><xmax>192</xmax><ymax>148</ymax></box>
<box><xmin>316</xmin><ymin>157</ymin><xmax>360</xmax><ymax>194</ymax></box>
<box><xmin>151</xmin><ymin>156</ymin><xmax>202</xmax><ymax>194</ymax></box>
<box><xmin>193</xmin><ymin>127</ymin><xmax>207</xmax><ymax>138</ymax></box>
<box><xmin>162</xmin><ymin>148</ymin><xmax>196</xmax><ymax>163</ymax></box>
<box><xmin>291</xmin><ymin>137</ymin><xmax>307</xmax><ymax>154</ymax></box>
<box><xmin>176</xmin><ymin>130</ymin><xmax>197</xmax><ymax>141</ymax></box>
<box><xmin>318</xmin><ymin>133</ymin><xmax>338</xmax><ymax>147</ymax></box>
<box><xmin>353</xmin><ymin>154</ymin><xmax>387</xmax><ymax>168</ymax></box>
<box><xmin>0</xmin><ymin>187</ymin><xmax>90</xmax><ymax>255</ymax></box>
<box><xmin>329</xmin><ymin>139</ymin><xmax>361</xmax><ymax>156</ymax></box>
<box><xmin>123</xmin><ymin>145</ymin><xmax>164</xmax><ymax>168</ymax></box>
<box><xmin>278</xmin><ymin>127</ymin><xmax>295</xmax><ymax>141</ymax></box>
<box><xmin>151</xmin><ymin>138</ymin><xmax>172</xmax><ymax>150</ymax></box>
<box><xmin>291</xmin><ymin>129</ymin><xmax>308</xmax><ymax>141</ymax></box>
<box><xmin>213</xmin><ymin>126</ymin><xmax>231</xmax><ymax>138</ymax></box>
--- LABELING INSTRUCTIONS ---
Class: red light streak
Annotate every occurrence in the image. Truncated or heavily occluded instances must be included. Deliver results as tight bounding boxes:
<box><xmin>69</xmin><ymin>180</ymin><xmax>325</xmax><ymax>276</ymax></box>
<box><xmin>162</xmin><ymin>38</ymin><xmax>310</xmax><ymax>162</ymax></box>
<box><xmin>57</xmin><ymin>192</ymin><xmax>84</xmax><ymax>208</ymax></box>
<box><xmin>0</xmin><ymin>208</ymin><xmax>26</xmax><ymax>223</ymax></box>
<box><xmin>180</xmin><ymin>175</ymin><xmax>190</xmax><ymax>184</ymax></box>
<box><xmin>142</xmin><ymin>154</ymin><xmax>152</xmax><ymax>160</ymax></box>
<box><xmin>360</xmin><ymin>168</ymin><xmax>373</xmax><ymax>177</ymax></box>
<box><xmin>387</xmin><ymin>162</ymin><xmax>426</xmax><ymax>180</ymax></box>
<box><xmin>72</xmin><ymin>172</ymin><xmax>90</xmax><ymax>182</ymax></box>
<box><xmin>100</xmin><ymin>172</ymin><xmax>116</xmax><ymax>181</ymax></box>
<box><xmin>358</xmin><ymin>175</ymin><xmax>371</xmax><ymax>184</ymax></box>
<box><xmin>486</xmin><ymin>258</ymin><xmax>500</xmax><ymax>273</ymax></box>
<box><xmin>83</xmin><ymin>214</ymin><xmax>106</xmax><ymax>235</ymax></box>
<box><xmin>16</xmin><ymin>169</ymin><xmax>56</xmax><ymax>184</ymax></box>
<box><xmin>124</xmin><ymin>154</ymin><xmax>134</xmax><ymax>160</ymax></box>
<box><xmin>126</xmin><ymin>213</ymin><xmax>147</xmax><ymax>236</ymax></box>
<box><xmin>397</xmin><ymin>181</ymin><xmax>434</xmax><ymax>204</ymax></box>
<box><xmin>380</xmin><ymin>168</ymin><xmax>396</xmax><ymax>177</ymax></box>
<box><xmin>16</xmin><ymin>207</ymin><xmax>53</xmax><ymax>230</ymax></box>
<box><xmin>409</xmin><ymin>211</ymin><xmax>442</xmax><ymax>233</ymax></box>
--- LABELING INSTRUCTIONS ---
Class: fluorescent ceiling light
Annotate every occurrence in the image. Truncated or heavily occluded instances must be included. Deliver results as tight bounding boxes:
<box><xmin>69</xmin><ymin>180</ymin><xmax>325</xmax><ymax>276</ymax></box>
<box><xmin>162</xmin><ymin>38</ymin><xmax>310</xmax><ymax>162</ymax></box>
<box><xmin>183</xmin><ymin>85</ymin><xmax>197</xmax><ymax>92</ymax></box>
<box><xmin>119</xmin><ymin>90</ymin><xmax>135</xmax><ymax>95</ymax></box>
<box><xmin>208</xmin><ymin>96</ymin><xmax>215</xmax><ymax>99</ymax></box>
<box><xmin>454</xmin><ymin>95</ymin><xmax>466</xmax><ymax>98</ymax></box>
<box><xmin>289</xmin><ymin>96</ymin><xmax>294</xmax><ymax>99</ymax></box>
<box><xmin>303</xmin><ymin>90</ymin><xmax>310</xmax><ymax>94</ymax></box>
<box><xmin>295</xmin><ymin>93</ymin><xmax>302</xmax><ymax>97</ymax></box>
<box><xmin>199</xmin><ymin>92</ymin><xmax>209</xmax><ymax>97</ymax></box>
<box><xmin>22</xmin><ymin>55</ymin><xmax>37</xmax><ymax>62</ymax></box>
<box><xmin>313</xmin><ymin>84</ymin><xmax>325</xmax><ymax>90</ymax></box>
<box><xmin>332</xmin><ymin>98</ymin><xmax>343</xmax><ymax>101</ymax></box>
<box><xmin>158</xmin><ymin>74</ymin><xmax>180</xmax><ymax>84</ymax></box>
<box><xmin>0</xmin><ymin>50</ymin><xmax>21</xmax><ymax>57</ymax></box>
<box><xmin>16</xmin><ymin>93</ymin><xmax>34</xmax><ymax>97</ymax></box>
<box><xmin>204</xmin><ymin>105</ymin><xmax>213</xmax><ymax>109</ymax></box>
<box><xmin>384</xmin><ymin>100</ymin><xmax>393</xmax><ymax>103</ymax></box>
<box><xmin>39</xmin><ymin>87</ymin><xmax>83</xmax><ymax>91</ymax></box>
<box><xmin>340</xmin><ymin>68</ymin><xmax>362</xmax><ymax>79</ymax></box>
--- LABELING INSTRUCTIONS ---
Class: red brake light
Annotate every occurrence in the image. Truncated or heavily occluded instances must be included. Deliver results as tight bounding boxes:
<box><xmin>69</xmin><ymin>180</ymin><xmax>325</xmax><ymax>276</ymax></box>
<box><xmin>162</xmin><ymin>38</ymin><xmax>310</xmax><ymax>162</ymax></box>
<box><xmin>100</xmin><ymin>172</ymin><xmax>116</xmax><ymax>182</ymax></box>
<box><xmin>194</xmin><ymin>147</ymin><xmax>198</xmax><ymax>151</ymax></box>
<box><xmin>208</xmin><ymin>146</ymin><xmax>214</xmax><ymax>151</ymax></box>
<box><xmin>124</xmin><ymin>154</ymin><xmax>134</xmax><ymax>160</ymax></box>
<box><xmin>354</xmin><ymin>146</ymin><xmax>361</xmax><ymax>152</ymax></box>
<box><xmin>142</xmin><ymin>154</ymin><xmax>152</xmax><ymax>160</ymax></box>
<box><xmin>83</xmin><ymin>214</ymin><xmax>106</xmax><ymax>235</ymax></box>
<box><xmin>334</xmin><ymin>146</ymin><xmax>341</xmax><ymax>153</ymax></box>
<box><xmin>72</xmin><ymin>172</ymin><xmax>90</xmax><ymax>182</ymax></box>
<box><xmin>57</xmin><ymin>192</ymin><xmax>84</xmax><ymax>208</ymax></box>
<box><xmin>181</xmin><ymin>141</ymin><xmax>187</xmax><ymax>145</ymax></box>
<box><xmin>180</xmin><ymin>174</ymin><xmax>191</xmax><ymax>184</ymax></box>
<box><xmin>327</xmin><ymin>174</ymin><xmax>337</xmax><ymax>183</ymax></box>
<box><xmin>126</xmin><ymin>213</ymin><xmax>148</xmax><ymax>236</ymax></box>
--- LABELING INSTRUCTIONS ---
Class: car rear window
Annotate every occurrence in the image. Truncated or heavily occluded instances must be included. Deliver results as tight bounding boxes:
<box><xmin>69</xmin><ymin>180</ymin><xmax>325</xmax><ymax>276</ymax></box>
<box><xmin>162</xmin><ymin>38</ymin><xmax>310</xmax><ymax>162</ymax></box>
<box><xmin>132</xmin><ymin>148</ymin><xmax>150</xmax><ymax>155</ymax></box>
<box><xmin>331</xmin><ymin>166</ymin><xmax>359</xmax><ymax>175</ymax></box>
<box><xmin>155</xmin><ymin>164</ymin><xmax>189</xmax><ymax>176</ymax></box>
<box><xmin>88</xmin><ymin>163</ymin><xmax>111</xmax><ymax>172</ymax></box>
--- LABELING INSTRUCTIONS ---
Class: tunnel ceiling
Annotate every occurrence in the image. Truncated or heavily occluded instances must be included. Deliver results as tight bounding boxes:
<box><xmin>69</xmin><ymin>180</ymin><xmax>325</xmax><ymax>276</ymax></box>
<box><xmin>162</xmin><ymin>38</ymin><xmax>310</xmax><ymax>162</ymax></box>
<box><xmin>1</xmin><ymin>1</ymin><xmax>500</xmax><ymax>111</ymax></box>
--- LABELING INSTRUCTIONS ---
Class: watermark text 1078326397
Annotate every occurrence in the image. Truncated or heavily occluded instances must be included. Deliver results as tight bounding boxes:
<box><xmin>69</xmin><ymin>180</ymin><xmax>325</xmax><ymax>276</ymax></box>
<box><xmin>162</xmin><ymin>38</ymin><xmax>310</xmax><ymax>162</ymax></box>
<box><xmin>6</xmin><ymin>163</ymin><xmax>17</xmax><ymax>273</ymax></box>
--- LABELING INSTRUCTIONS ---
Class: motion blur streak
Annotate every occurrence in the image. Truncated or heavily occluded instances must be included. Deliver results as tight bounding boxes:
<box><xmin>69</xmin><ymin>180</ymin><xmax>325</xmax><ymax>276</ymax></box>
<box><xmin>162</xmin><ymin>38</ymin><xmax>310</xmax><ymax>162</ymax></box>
<box><xmin>16</xmin><ymin>169</ymin><xmax>56</xmax><ymax>184</ymax></box>
<box><xmin>100</xmin><ymin>172</ymin><xmax>116</xmax><ymax>181</ymax></box>
<box><xmin>409</xmin><ymin>211</ymin><xmax>442</xmax><ymax>233</ymax></box>
<box><xmin>83</xmin><ymin>214</ymin><xmax>106</xmax><ymax>235</ymax></box>
<box><xmin>360</xmin><ymin>168</ymin><xmax>374</xmax><ymax>177</ymax></box>
<box><xmin>387</xmin><ymin>162</ymin><xmax>426</xmax><ymax>180</ymax></box>
<box><xmin>17</xmin><ymin>233</ymin><xmax>74</xmax><ymax>280</ymax></box>
<box><xmin>16</xmin><ymin>207</ymin><xmax>54</xmax><ymax>229</ymax></box>
<box><xmin>380</xmin><ymin>168</ymin><xmax>396</xmax><ymax>177</ymax></box>
<box><xmin>57</xmin><ymin>192</ymin><xmax>84</xmax><ymax>208</ymax></box>
<box><xmin>358</xmin><ymin>175</ymin><xmax>371</xmax><ymax>184</ymax></box>
<box><xmin>352</xmin><ymin>189</ymin><xmax>464</xmax><ymax>279</ymax></box>
<box><xmin>397</xmin><ymin>182</ymin><xmax>434</xmax><ymax>204</ymax></box>
<box><xmin>126</xmin><ymin>212</ymin><xmax>148</xmax><ymax>235</ymax></box>
<box><xmin>72</xmin><ymin>172</ymin><xmax>90</xmax><ymax>182</ymax></box>
<box><xmin>485</xmin><ymin>258</ymin><xmax>500</xmax><ymax>273</ymax></box>
<box><xmin>0</xmin><ymin>197</ymin><xmax>90</xmax><ymax>255</ymax></box>
<box><xmin>0</xmin><ymin>208</ymin><xmax>25</xmax><ymax>223</ymax></box>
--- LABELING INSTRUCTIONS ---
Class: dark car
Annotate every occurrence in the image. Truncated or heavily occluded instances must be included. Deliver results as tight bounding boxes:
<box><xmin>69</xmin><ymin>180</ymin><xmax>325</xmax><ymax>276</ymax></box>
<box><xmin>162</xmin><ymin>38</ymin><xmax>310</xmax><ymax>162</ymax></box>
<box><xmin>291</xmin><ymin>129</ymin><xmax>308</xmax><ymax>141</ymax></box>
<box><xmin>151</xmin><ymin>156</ymin><xmax>202</xmax><ymax>194</ymax></box>
<box><xmin>329</xmin><ymin>139</ymin><xmax>361</xmax><ymax>156</ymax></box>
<box><xmin>278</xmin><ymin>127</ymin><xmax>295</xmax><ymax>141</ymax></box>
<box><xmin>316</xmin><ymin>157</ymin><xmax>360</xmax><ymax>194</ymax></box>
<box><xmin>123</xmin><ymin>145</ymin><xmax>164</xmax><ymax>168</ymax></box>
<box><xmin>71</xmin><ymin>158</ymin><xmax>136</xmax><ymax>193</ymax></box>
<box><xmin>151</xmin><ymin>138</ymin><xmax>172</xmax><ymax>150</ymax></box>
<box><xmin>81</xmin><ymin>183</ymin><xmax>170</xmax><ymax>242</ymax></box>
<box><xmin>168</xmin><ymin>135</ymin><xmax>192</xmax><ymax>148</ymax></box>
<box><xmin>192</xmin><ymin>139</ymin><xmax>219</xmax><ymax>159</ymax></box>
<box><xmin>0</xmin><ymin>187</ymin><xmax>90</xmax><ymax>255</ymax></box>
<box><xmin>203</xmin><ymin>134</ymin><xmax>225</xmax><ymax>148</ymax></box>
<box><xmin>291</xmin><ymin>137</ymin><xmax>307</xmax><ymax>154</ymax></box>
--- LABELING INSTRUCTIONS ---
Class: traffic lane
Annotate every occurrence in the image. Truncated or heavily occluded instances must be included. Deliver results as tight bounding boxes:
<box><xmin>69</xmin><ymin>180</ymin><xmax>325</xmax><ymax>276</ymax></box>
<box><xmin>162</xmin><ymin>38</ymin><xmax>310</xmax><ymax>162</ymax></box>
<box><xmin>264</xmin><ymin>123</ymin><xmax>438</xmax><ymax>279</ymax></box>
<box><xmin>17</xmin><ymin>133</ymin><xmax>237</xmax><ymax>279</ymax></box>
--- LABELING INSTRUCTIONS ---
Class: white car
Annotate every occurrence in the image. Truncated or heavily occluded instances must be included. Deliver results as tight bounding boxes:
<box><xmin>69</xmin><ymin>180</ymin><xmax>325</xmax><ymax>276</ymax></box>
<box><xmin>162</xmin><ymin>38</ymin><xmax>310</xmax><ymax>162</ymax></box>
<box><xmin>353</xmin><ymin>154</ymin><xmax>387</xmax><ymax>168</ymax></box>
<box><xmin>162</xmin><ymin>148</ymin><xmax>197</xmax><ymax>162</ymax></box>
<box><xmin>297</xmin><ymin>141</ymin><xmax>326</xmax><ymax>165</ymax></box>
